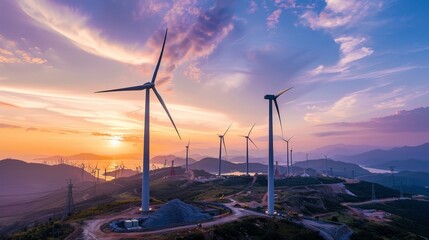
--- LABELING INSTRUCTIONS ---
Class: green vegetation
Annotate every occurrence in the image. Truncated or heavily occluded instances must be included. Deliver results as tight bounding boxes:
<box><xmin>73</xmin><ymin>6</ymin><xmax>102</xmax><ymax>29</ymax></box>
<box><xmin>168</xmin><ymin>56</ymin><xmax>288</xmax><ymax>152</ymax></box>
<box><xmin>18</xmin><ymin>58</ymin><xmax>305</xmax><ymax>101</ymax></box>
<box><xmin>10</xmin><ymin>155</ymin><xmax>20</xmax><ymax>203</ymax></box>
<box><xmin>356</xmin><ymin>200</ymin><xmax>429</xmax><ymax>238</ymax></box>
<box><xmin>254</xmin><ymin>175</ymin><xmax>343</xmax><ymax>188</ymax></box>
<box><xmin>350</xmin><ymin>220</ymin><xmax>424</xmax><ymax>240</ymax></box>
<box><xmin>8</xmin><ymin>221</ymin><xmax>73</xmax><ymax>240</ymax></box>
<box><xmin>344</xmin><ymin>181</ymin><xmax>402</xmax><ymax>201</ymax></box>
<box><xmin>69</xmin><ymin>199</ymin><xmax>139</xmax><ymax>221</ymax></box>
<box><xmin>191</xmin><ymin>169</ymin><xmax>213</xmax><ymax>178</ymax></box>
<box><xmin>150</xmin><ymin>177</ymin><xmax>252</xmax><ymax>202</ymax></box>
<box><xmin>176</xmin><ymin>217</ymin><xmax>323</xmax><ymax>240</ymax></box>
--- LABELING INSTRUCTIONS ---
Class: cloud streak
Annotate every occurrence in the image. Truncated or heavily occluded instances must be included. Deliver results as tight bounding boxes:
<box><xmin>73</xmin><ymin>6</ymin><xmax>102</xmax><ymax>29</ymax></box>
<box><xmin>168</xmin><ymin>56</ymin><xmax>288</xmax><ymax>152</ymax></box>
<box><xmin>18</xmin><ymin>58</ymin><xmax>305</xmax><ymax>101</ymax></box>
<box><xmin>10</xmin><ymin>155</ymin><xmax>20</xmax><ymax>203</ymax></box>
<box><xmin>17</xmin><ymin>0</ymin><xmax>151</xmax><ymax>65</ymax></box>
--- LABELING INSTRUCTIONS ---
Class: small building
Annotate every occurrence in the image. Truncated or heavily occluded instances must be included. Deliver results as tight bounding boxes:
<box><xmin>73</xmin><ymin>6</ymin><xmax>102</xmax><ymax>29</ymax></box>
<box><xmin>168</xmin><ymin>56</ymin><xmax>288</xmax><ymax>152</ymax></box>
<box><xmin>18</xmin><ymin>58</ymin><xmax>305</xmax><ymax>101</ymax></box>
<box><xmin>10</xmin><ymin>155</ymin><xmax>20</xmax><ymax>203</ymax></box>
<box><xmin>131</xmin><ymin>219</ymin><xmax>139</xmax><ymax>227</ymax></box>
<box><xmin>124</xmin><ymin>220</ymin><xmax>133</xmax><ymax>228</ymax></box>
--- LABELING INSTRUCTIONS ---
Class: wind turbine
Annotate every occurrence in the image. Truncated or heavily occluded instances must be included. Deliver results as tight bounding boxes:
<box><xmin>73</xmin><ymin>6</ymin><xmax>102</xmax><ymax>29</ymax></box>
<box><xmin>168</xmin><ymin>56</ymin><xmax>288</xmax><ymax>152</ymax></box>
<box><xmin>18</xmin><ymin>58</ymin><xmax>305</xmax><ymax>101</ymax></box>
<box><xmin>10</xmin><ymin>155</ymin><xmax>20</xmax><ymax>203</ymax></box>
<box><xmin>264</xmin><ymin>87</ymin><xmax>292</xmax><ymax>215</ymax></box>
<box><xmin>103</xmin><ymin>164</ymin><xmax>110</xmax><ymax>182</ymax></box>
<box><xmin>217</xmin><ymin>123</ymin><xmax>232</xmax><ymax>176</ymax></box>
<box><xmin>95</xmin><ymin>163</ymin><xmax>100</xmax><ymax>182</ymax></box>
<box><xmin>95</xmin><ymin>29</ymin><xmax>181</xmax><ymax>212</ymax></box>
<box><xmin>80</xmin><ymin>162</ymin><xmax>85</xmax><ymax>183</ymax></box>
<box><xmin>281</xmin><ymin>136</ymin><xmax>293</xmax><ymax>176</ymax></box>
<box><xmin>239</xmin><ymin>123</ymin><xmax>258</xmax><ymax>176</ymax></box>
<box><xmin>185</xmin><ymin>138</ymin><xmax>190</xmax><ymax>173</ymax></box>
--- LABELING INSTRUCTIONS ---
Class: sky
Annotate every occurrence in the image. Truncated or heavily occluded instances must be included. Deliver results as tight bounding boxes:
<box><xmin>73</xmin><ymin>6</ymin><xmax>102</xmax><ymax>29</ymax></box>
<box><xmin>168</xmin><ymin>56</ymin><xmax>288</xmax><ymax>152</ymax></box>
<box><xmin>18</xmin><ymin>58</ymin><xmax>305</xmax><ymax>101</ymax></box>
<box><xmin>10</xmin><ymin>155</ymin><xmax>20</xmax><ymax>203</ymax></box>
<box><xmin>0</xmin><ymin>0</ymin><xmax>428</xmax><ymax>161</ymax></box>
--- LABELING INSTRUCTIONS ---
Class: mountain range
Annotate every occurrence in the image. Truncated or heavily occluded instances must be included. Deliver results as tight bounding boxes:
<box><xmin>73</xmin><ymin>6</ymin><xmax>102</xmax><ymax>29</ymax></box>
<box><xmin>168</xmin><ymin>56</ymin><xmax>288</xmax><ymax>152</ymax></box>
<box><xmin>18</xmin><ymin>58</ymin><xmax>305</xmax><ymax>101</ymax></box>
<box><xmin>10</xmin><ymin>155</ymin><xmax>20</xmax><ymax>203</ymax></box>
<box><xmin>0</xmin><ymin>159</ymin><xmax>95</xmax><ymax>196</ymax></box>
<box><xmin>336</xmin><ymin>143</ymin><xmax>429</xmax><ymax>165</ymax></box>
<box><xmin>293</xmin><ymin>159</ymin><xmax>370</xmax><ymax>177</ymax></box>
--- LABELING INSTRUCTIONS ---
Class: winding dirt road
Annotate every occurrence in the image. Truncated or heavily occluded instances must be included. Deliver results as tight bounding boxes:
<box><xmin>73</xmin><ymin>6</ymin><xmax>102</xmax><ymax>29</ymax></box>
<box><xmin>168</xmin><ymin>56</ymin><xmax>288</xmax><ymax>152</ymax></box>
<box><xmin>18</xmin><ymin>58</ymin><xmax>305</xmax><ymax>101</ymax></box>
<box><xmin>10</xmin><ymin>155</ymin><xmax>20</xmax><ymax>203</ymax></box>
<box><xmin>80</xmin><ymin>200</ymin><xmax>266</xmax><ymax>239</ymax></box>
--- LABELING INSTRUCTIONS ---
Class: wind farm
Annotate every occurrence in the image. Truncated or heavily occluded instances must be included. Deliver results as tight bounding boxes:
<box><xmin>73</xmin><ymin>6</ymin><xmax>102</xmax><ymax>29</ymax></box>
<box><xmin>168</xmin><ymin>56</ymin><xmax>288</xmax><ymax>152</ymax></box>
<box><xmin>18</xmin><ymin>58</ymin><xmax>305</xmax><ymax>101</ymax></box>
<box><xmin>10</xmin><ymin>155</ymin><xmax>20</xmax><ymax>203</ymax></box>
<box><xmin>2</xmin><ymin>1</ymin><xmax>429</xmax><ymax>239</ymax></box>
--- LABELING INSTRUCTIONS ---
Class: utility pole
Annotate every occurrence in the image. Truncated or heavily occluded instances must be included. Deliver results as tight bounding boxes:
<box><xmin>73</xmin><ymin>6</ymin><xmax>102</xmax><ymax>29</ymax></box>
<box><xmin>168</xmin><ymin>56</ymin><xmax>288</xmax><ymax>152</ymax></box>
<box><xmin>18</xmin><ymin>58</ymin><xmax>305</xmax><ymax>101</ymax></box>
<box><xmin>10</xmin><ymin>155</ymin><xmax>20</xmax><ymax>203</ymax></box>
<box><xmin>62</xmin><ymin>179</ymin><xmax>74</xmax><ymax>219</ymax></box>
<box><xmin>371</xmin><ymin>183</ymin><xmax>376</xmax><ymax>202</ymax></box>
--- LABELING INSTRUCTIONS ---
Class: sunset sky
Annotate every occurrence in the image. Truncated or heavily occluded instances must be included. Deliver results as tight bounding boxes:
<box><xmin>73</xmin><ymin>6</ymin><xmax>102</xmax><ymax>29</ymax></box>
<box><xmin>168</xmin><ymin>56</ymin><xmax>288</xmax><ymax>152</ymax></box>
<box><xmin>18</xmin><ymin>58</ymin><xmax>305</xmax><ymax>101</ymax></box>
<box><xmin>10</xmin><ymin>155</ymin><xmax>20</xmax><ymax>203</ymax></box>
<box><xmin>1</xmin><ymin>0</ymin><xmax>428</xmax><ymax>160</ymax></box>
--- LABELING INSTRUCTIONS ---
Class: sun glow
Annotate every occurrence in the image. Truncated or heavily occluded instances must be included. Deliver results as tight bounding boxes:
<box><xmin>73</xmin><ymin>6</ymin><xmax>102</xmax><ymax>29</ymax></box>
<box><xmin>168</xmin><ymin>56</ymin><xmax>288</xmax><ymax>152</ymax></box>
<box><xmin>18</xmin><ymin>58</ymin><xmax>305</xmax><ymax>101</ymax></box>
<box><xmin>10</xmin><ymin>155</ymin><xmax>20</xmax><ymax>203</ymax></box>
<box><xmin>109</xmin><ymin>136</ymin><xmax>123</xmax><ymax>147</ymax></box>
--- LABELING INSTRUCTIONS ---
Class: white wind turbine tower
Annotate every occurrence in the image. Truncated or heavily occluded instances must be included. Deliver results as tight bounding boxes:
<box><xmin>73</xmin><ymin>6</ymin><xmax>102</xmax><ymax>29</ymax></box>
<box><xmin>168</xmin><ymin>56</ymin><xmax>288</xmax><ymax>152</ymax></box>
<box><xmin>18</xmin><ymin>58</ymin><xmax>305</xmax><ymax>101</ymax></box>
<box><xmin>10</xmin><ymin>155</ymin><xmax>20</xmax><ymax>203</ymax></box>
<box><xmin>281</xmin><ymin>136</ymin><xmax>293</xmax><ymax>176</ymax></box>
<box><xmin>217</xmin><ymin>124</ymin><xmax>232</xmax><ymax>176</ymax></box>
<box><xmin>95</xmin><ymin>29</ymin><xmax>181</xmax><ymax>212</ymax></box>
<box><xmin>185</xmin><ymin>138</ymin><xmax>190</xmax><ymax>173</ymax></box>
<box><xmin>239</xmin><ymin>123</ymin><xmax>258</xmax><ymax>176</ymax></box>
<box><xmin>264</xmin><ymin>87</ymin><xmax>292</xmax><ymax>215</ymax></box>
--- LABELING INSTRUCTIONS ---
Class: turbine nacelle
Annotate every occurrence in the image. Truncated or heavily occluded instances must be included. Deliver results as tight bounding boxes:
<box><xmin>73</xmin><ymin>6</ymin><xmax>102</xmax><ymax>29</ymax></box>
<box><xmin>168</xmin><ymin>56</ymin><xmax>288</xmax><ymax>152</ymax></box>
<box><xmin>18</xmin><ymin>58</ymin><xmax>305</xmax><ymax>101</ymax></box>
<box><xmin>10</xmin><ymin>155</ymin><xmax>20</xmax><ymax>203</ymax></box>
<box><xmin>264</xmin><ymin>94</ymin><xmax>276</xmax><ymax>100</ymax></box>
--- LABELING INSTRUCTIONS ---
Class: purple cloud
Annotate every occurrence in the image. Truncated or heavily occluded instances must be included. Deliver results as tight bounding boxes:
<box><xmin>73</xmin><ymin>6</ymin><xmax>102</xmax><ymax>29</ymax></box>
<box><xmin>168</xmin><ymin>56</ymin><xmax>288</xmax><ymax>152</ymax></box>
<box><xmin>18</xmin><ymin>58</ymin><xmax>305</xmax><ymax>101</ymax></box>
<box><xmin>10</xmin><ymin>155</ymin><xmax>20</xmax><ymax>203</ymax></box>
<box><xmin>314</xmin><ymin>130</ymin><xmax>357</xmax><ymax>137</ymax></box>
<box><xmin>321</xmin><ymin>107</ymin><xmax>429</xmax><ymax>133</ymax></box>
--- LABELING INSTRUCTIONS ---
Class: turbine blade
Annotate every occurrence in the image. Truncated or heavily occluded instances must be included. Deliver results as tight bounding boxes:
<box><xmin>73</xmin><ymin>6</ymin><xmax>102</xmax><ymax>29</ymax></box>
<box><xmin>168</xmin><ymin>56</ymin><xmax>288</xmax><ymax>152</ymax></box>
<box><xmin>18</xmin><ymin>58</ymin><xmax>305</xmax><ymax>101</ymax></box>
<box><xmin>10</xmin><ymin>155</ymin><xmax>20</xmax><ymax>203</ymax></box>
<box><xmin>95</xmin><ymin>84</ymin><xmax>150</xmax><ymax>93</ymax></box>
<box><xmin>288</xmin><ymin>136</ymin><xmax>294</xmax><ymax>141</ymax></box>
<box><xmin>151</xmin><ymin>29</ymin><xmax>168</xmax><ymax>84</ymax></box>
<box><xmin>187</xmin><ymin>138</ymin><xmax>190</xmax><ymax>147</ymax></box>
<box><xmin>152</xmin><ymin>87</ymin><xmax>181</xmax><ymax>140</ymax></box>
<box><xmin>248</xmin><ymin>137</ymin><xmax>258</xmax><ymax>149</ymax></box>
<box><xmin>238</xmin><ymin>135</ymin><xmax>247</xmax><ymax>137</ymax></box>
<box><xmin>275</xmin><ymin>86</ymin><xmax>293</xmax><ymax>98</ymax></box>
<box><xmin>247</xmin><ymin>123</ymin><xmax>256</xmax><ymax>137</ymax></box>
<box><xmin>274</xmin><ymin>98</ymin><xmax>284</xmax><ymax>136</ymax></box>
<box><xmin>222</xmin><ymin>137</ymin><xmax>227</xmax><ymax>156</ymax></box>
<box><xmin>223</xmin><ymin>123</ymin><xmax>232</xmax><ymax>136</ymax></box>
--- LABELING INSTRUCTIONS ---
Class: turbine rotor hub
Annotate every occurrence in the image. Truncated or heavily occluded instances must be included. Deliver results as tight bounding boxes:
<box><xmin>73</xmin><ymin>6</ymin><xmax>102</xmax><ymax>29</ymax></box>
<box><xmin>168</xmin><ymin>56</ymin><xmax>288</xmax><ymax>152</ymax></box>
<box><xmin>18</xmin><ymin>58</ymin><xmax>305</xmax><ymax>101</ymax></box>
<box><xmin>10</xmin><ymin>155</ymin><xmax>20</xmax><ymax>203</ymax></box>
<box><xmin>143</xmin><ymin>82</ymin><xmax>155</xmax><ymax>88</ymax></box>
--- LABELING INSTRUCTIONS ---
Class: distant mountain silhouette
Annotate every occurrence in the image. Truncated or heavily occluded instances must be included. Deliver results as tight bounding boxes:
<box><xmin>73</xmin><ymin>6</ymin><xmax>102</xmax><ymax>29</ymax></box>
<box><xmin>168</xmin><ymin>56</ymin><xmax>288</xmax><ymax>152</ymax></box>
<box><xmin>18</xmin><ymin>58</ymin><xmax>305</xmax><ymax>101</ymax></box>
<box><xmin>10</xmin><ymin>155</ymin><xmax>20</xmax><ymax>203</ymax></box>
<box><xmin>34</xmin><ymin>153</ymin><xmax>111</xmax><ymax>162</ymax></box>
<box><xmin>310</xmin><ymin>144</ymin><xmax>383</xmax><ymax>156</ymax></box>
<box><xmin>293</xmin><ymin>159</ymin><xmax>370</xmax><ymax>177</ymax></box>
<box><xmin>370</xmin><ymin>159</ymin><xmax>429</xmax><ymax>172</ymax></box>
<box><xmin>151</xmin><ymin>155</ymin><xmax>197</xmax><ymax>166</ymax></box>
<box><xmin>336</xmin><ymin>142</ymin><xmax>429</xmax><ymax>165</ymax></box>
<box><xmin>0</xmin><ymin>159</ymin><xmax>95</xmax><ymax>196</ymax></box>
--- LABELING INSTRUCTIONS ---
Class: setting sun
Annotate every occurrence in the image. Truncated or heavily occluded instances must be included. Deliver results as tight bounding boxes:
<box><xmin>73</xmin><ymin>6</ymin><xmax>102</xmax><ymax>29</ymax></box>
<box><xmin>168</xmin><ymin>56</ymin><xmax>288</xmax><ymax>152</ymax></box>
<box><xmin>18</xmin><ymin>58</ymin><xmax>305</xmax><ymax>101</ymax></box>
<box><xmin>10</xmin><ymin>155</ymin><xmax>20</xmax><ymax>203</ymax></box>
<box><xmin>109</xmin><ymin>136</ymin><xmax>123</xmax><ymax>147</ymax></box>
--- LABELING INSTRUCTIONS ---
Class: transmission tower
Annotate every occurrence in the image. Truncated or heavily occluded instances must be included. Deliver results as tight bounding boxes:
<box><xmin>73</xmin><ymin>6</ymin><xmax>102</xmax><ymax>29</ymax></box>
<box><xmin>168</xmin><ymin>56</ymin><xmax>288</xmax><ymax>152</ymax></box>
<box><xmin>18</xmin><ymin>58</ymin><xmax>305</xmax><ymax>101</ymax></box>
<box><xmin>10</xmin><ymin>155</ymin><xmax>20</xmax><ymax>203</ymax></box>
<box><xmin>400</xmin><ymin>179</ymin><xmax>404</xmax><ymax>199</ymax></box>
<box><xmin>371</xmin><ymin>183</ymin><xmax>376</xmax><ymax>202</ymax></box>
<box><xmin>170</xmin><ymin>160</ymin><xmax>175</xmax><ymax>176</ymax></box>
<box><xmin>325</xmin><ymin>155</ymin><xmax>328</xmax><ymax>176</ymax></box>
<box><xmin>62</xmin><ymin>179</ymin><xmax>74</xmax><ymax>219</ymax></box>
<box><xmin>389</xmin><ymin>166</ymin><xmax>395</xmax><ymax>188</ymax></box>
<box><xmin>275</xmin><ymin>161</ymin><xmax>280</xmax><ymax>177</ymax></box>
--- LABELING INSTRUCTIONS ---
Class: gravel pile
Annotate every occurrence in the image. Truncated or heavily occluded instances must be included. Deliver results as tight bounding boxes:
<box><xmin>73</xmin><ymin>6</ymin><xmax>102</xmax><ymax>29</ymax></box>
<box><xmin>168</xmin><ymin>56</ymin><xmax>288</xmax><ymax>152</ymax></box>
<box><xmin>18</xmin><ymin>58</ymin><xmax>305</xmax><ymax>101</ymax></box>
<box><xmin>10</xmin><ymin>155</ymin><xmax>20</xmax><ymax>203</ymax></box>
<box><xmin>142</xmin><ymin>199</ymin><xmax>212</xmax><ymax>229</ymax></box>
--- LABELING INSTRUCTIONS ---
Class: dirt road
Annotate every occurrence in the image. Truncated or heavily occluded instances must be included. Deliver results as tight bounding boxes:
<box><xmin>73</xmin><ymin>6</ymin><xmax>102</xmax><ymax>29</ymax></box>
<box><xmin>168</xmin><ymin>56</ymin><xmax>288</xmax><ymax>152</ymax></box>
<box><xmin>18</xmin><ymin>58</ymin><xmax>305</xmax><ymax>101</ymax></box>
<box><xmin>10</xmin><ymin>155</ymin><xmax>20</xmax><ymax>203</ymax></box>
<box><xmin>80</xmin><ymin>200</ymin><xmax>266</xmax><ymax>239</ymax></box>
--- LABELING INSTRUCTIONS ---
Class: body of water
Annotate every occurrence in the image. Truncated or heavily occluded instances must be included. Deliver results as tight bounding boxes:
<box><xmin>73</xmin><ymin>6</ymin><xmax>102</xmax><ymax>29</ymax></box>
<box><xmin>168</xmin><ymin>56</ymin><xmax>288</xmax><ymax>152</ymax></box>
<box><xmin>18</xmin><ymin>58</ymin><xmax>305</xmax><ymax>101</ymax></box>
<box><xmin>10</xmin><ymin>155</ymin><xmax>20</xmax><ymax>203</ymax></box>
<box><xmin>359</xmin><ymin>165</ymin><xmax>396</xmax><ymax>174</ymax></box>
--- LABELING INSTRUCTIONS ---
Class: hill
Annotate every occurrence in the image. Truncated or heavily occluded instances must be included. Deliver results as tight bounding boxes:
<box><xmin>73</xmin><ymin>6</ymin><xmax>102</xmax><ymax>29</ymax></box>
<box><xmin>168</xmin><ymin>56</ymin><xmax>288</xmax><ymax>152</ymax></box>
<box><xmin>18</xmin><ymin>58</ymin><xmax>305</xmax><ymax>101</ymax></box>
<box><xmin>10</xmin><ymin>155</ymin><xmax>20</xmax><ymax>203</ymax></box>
<box><xmin>336</xmin><ymin>142</ymin><xmax>429</xmax><ymax>165</ymax></box>
<box><xmin>0</xmin><ymin>159</ymin><xmax>95</xmax><ymax>196</ymax></box>
<box><xmin>293</xmin><ymin>159</ymin><xmax>370</xmax><ymax>177</ymax></box>
<box><xmin>189</xmin><ymin>157</ymin><xmax>303</xmax><ymax>174</ymax></box>
<box><xmin>359</xmin><ymin>171</ymin><xmax>429</xmax><ymax>196</ymax></box>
